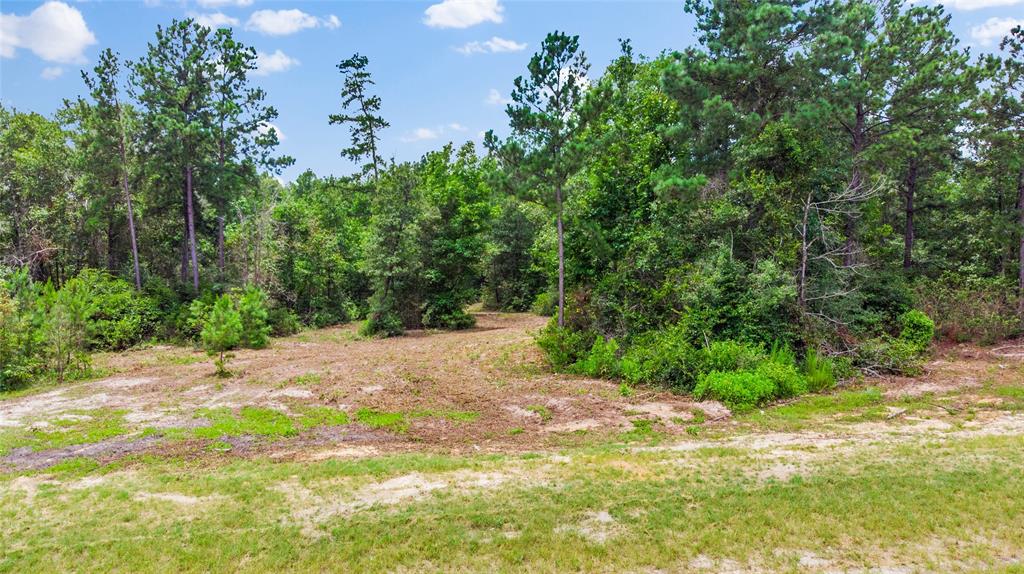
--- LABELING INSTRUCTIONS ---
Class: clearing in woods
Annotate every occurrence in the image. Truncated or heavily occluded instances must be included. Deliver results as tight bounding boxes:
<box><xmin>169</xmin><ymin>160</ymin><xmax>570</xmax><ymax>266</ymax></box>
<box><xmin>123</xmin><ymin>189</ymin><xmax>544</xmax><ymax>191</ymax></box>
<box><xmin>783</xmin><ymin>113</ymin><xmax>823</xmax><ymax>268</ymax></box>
<box><xmin>2</xmin><ymin>312</ymin><xmax>1024</xmax><ymax>573</ymax></box>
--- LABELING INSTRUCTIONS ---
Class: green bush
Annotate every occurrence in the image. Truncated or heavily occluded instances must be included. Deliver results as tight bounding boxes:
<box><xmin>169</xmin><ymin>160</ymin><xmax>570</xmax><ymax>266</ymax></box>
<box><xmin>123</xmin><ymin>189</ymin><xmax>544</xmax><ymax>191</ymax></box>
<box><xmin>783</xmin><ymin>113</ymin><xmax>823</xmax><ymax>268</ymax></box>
<box><xmin>899</xmin><ymin>309</ymin><xmax>934</xmax><ymax>352</ymax></box>
<box><xmin>535</xmin><ymin>319</ymin><xmax>596</xmax><ymax>371</ymax></box>
<box><xmin>803</xmin><ymin>348</ymin><xmax>836</xmax><ymax>392</ymax></box>
<box><xmin>694</xmin><ymin>370</ymin><xmax>776</xmax><ymax>412</ymax></box>
<box><xmin>38</xmin><ymin>279</ymin><xmax>95</xmax><ymax>383</ymax></box>
<box><xmin>267</xmin><ymin>306</ymin><xmax>301</xmax><ymax>337</ymax></box>
<box><xmin>572</xmin><ymin>337</ymin><xmax>621</xmax><ymax>378</ymax></box>
<box><xmin>756</xmin><ymin>360</ymin><xmax>807</xmax><ymax>398</ymax></box>
<box><xmin>0</xmin><ymin>289</ymin><xmax>38</xmax><ymax>391</ymax></box>
<box><xmin>238</xmin><ymin>286</ymin><xmax>271</xmax><ymax>349</ymax></box>
<box><xmin>65</xmin><ymin>269</ymin><xmax>160</xmax><ymax>351</ymax></box>
<box><xmin>201</xmin><ymin>294</ymin><xmax>242</xmax><ymax>376</ymax></box>
<box><xmin>619</xmin><ymin>324</ymin><xmax>696</xmax><ymax>389</ymax></box>
<box><xmin>696</xmin><ymin>340</ymin><xmax>766</xmax><ymax>374</ymax></box>
<box><xmin>360</xmin><ymin>297</ymin><xmax>405</xmax><ymax>338</ymax></box>
<box><xmin>856</xmin><ymin>336</ymin><xmax>924</xmax><ymax>376</ymax></box>
<box><xmin>912</xmin><ymin>276</ymin><xmax>1020</xmax><ymax>344</ymax></box>
<box><xmin>422</xmin><ymin>296</ymin><xmax>476</xmax><ymax>330</ymax></box>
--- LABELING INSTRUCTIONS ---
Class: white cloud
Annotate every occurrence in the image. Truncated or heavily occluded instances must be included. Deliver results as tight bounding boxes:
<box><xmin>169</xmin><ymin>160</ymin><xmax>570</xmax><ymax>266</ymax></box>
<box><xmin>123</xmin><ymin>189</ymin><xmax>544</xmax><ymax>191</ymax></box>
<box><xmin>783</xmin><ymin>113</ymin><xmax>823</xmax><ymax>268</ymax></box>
<box><xmin>424</xmin><ymin>0</ymin><xmax>503</xmax><ymax>28</ymax></box>
<box><xmin>399</xmin><ymin>123</ymin><xmax>472</xmax><ymax>143</ymax></box>
<box><xmin>191</xmin><ymin>12</ymin><xmax>238</xmax><ymax>29</ymax></box>
<box><xmin>456</xmin><ymin>36</ymin><xmax>526</xmax><ymax>55</ymax></box>
<box><xmin>970</xmin><ymin>17</ymin><xmax>1024</xmax><ymax>46</ymax></box>
<box><xmin>943</xmin><ymin>0</ymin><xmax>1022</xmax><ymax>10</ymax></box>
<box><xmin>258</xmin><ymin>122</ymin><xmax>286</xmax><ymax>142</ymax></box>
<box><xmin>245</xmin><ymin>9</ymin><xmax>340</xmax><ymax>36</ymax></box>
<box><xmin>253</xmin><ymin>49</ymin><xmax>299</xmax><ymax>76</ymax></box>
<box><xmin>485</xmin><ymin>88</ymin><xmax>511</xmax><ymax>106</ymax></box>
<box><xmin>401</xmin><ymin>127</ymin><xmax>442</xmax><ymax>142</ymax></box>
<box><xmin>0</xmin><ymin>1</ymin><xmax>97</xmax><ymax>63</ymax></box>
<box><xmin>41</xmin><ymin>66</ymin><xmax>63</xmax><ymax>80</ymax></box>
<box><xmin>196</xmin><ymin>0</ymin><xmax>253</xmax><ymax>8</ymax></box>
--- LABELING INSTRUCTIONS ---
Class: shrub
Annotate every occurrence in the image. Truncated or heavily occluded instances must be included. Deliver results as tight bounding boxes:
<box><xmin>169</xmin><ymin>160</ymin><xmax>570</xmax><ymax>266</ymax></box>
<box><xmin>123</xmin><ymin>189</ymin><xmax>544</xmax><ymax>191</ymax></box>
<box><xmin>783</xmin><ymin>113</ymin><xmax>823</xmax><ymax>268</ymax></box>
<box><xmin>619</xmin><ymin>324</ymin><xmax>696</xmax><ymax>390</ymax></box>
<box><xmin>65</xmin><ymin>269</ymin><xmax>160</xmax><ymax>351</ymax></box>
<box><xmin>803</xmin><ymin>348</ymin><xmax>836</xmax><ymax>392</ymax></box>
<box><xmin>422</xmin><ymin>296</ymin><xmax>476</xmax><ymax>330</ymax></box>
<box><xmin>360</xmin><ymin>297</ymin><xmax>405</xmax><ymax>338</ymax></box>
<box><xmin>530</xmin><ymin>291</ymin><xmax>557</xmax><ymax>317</ymax></box>
<box><xmin>913</xmin><ymin>276</ymin><xmax>1020</xmax><ymax>344</ymax></box>
<box><xmin>755</xmin><ymin>360</ymin><xmax>807</xmax><ymax>398</ymax></box>
<box><xmin>696</xmin><ymin>340</ymin><xmax>766</xmax><ymax>374</ymax></box>
<box><xmin>694</xmin><ymin>370</ymin><xmax>776</xmax><ymax>412</ymax></box>
<box><xmin>535</xmin><ymin>319</ymin><xmax>595</xmax><ymax>370</ymax></box>
<box><xmin>572</xmin><ymin>337</ymin><xmax>621</xmax><ymax>378</ymax></box>
<box><xmin>0</xmin><ymin>289</ymin><xmax>38</xmax><ymax>391</ymax></box>
<box><xmin>202</xmin><ymin>294</ymin><xmax>242</xmax><ymax>377</ymax></box>
<box><xmin>238</xmin><ymin>286</ymin><xmax>271</xmax><ymax>349</ymax></box>
<box><xmin>267</xmin><ymin>306</ymin><xmax>301</xmax><ymax>337</ymax></box>
<box><xmin>38</xmin><ymin>280</ymin><xmax>95</xmax><ymax>383</ymax></box>
<box><xmin>899</xmin><ymin>309</ymin><xmax>934</xmax><ymax>352</ymax></box>
<box><xmin>856</xmin><ymin>336</ymin><xmax>924</xmax><ymax>376</ymax></box>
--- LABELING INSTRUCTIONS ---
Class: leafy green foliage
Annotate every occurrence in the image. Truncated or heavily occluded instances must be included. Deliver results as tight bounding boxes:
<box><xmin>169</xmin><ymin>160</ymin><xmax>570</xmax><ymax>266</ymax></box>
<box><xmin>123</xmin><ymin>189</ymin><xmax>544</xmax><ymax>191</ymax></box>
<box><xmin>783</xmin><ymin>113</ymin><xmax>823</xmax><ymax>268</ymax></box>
<box><xmin>899</xmin><ymin>309</ymin><xmax>935</xmax><ymax>352</ymax></box>
<box><xmin>66</xmin><ymin>269</ymin><xmax>160</xmax><ymax>351</ymax></box>
<box><xmin>238</xmin><ymin>285</ymin><xmax>271</xmax><ymax>349</ymax></box>
<box><xmin>201</xmin><ymin>294</ymin><xmax>242</xmax><ymax>376</ymax></box>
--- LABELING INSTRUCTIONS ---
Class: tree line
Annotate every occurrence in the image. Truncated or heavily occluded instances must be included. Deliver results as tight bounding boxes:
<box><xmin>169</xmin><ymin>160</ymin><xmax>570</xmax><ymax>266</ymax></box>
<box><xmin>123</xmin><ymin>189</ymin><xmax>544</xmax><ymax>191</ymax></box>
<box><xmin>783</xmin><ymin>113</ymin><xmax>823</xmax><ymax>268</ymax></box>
<box><xmin>2</xmin><ymin>0</ymin><xmax>1023</xmax><ymax>405</ymax></box>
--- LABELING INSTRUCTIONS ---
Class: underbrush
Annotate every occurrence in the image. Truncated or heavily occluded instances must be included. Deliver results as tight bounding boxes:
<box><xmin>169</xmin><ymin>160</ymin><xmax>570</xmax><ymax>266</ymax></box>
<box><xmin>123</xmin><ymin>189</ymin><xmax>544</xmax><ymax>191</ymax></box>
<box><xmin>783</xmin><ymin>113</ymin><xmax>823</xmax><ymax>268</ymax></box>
<box><xmin>913</xmin><ymin>276</ymin><xmax>1022</xmax><ymax>344</ymax></box>
<box><xmin>536</xmin><ymin>307</ymin><xmax>933</xmax><ymax>412</ymax></box>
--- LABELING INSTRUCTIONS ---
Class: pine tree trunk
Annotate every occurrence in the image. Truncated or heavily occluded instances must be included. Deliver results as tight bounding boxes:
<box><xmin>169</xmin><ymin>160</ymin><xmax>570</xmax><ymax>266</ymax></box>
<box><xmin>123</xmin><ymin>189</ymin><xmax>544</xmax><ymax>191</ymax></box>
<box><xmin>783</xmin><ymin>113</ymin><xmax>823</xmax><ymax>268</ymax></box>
<box><xmin>903</xmin><ymin>158</ymin><xmax>918</xmax><ymax>270</ymax></box>
<box><xmin>844</xmin><ymin>104</ymin><xmax>866</xmax><ymax>268</ymax></box>
<box><xmin>185</xmin><ymin>165</ymin><xmax>199</xmax><ymax>292</ymax></box>
<box><xmin>556</xmin><ymin>181</ymin><xmax>565</xmax><ymax>328</ymax></box>
<box><xmin>217</xmin><ymin>214</ymin><xmax>225</xmax><ymax>279</ymax></box>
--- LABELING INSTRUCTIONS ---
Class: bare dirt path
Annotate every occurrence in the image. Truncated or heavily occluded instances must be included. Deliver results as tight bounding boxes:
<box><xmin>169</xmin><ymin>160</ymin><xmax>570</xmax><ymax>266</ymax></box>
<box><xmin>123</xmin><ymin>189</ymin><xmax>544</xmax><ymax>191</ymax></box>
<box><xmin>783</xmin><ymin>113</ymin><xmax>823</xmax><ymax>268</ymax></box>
<box><xmin>0</xmin><ymin>313</ymin><xmax>722</xmax><ymax>469</ymax></box>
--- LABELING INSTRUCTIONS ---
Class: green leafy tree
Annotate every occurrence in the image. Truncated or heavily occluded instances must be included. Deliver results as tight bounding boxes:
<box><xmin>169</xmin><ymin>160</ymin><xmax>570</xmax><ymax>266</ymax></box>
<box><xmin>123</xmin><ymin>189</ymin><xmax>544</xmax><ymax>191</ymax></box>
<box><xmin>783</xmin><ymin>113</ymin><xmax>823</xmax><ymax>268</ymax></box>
<box><xmin>361</xmin><ymin>163</ymin><xmax>424</xmax><ymax>336</ymax></box>
<box><xmin>238</xmin><ymin>285</ymin><xmax>271</xmax><ymax>349</ymax></box>
<box><xmin>202</xmin><ymin>293</ymin><xmax>241</xmax><ymax>376</ymax></box>
<box><xmin>419</xmin><ymin>143</ymin><xmax>493</xmax><ymax>329</ymax></box>
<box><xmin>494</xmin><ymin>31</ymin><xmax>592</xmax><ymax>327</ymax></box>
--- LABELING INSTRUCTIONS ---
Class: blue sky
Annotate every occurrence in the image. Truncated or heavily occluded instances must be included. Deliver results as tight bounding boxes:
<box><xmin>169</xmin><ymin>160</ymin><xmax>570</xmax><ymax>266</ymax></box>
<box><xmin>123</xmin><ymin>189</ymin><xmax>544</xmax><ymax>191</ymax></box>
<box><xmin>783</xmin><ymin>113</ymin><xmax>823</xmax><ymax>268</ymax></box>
<box><xmin>1</xmin><ymin>0</ymin><xmax>1022</xmax><ymax>181</ymax></box>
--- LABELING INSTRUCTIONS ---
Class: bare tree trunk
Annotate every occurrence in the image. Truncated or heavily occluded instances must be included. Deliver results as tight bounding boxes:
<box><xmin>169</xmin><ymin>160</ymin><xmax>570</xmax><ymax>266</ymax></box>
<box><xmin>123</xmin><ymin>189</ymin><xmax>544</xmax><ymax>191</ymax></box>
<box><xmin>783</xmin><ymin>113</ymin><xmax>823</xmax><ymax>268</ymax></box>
<box><xmin>217</xmin><ymin>214</ymin><xmax>225</xmax><ymax>280</ymax></box>
<box><xmin>903</xmin><ymin>158</ymin><xmax>918</xmax><ymax>270</ymax></box>
<box><xmin>555</xmin><ymin>181</ymin><xmax>565</xmax><ymax>328</ymax></box>
<box><xmin>797</xmin><ymin>192</ymin><xmax>812</xmax><ymax>312</ymax></box>
<box><xmin>123</xmin><ymin>168</ymin><xmax>141</xmax><ymax>290</ymax></box>
<box><xmin>106</xmin><ymin>215</ymin><xmax>118</xmax><ymax>272</ymax></box>
<box><xmin>185</xmin><ymin>165</ymin><xmax>199</xmax><ymax>292</ymax></box>
<box><xmin>844</xmin><ymin>104</ymin><xmax>866</xmax><ymax>268</ymax></box>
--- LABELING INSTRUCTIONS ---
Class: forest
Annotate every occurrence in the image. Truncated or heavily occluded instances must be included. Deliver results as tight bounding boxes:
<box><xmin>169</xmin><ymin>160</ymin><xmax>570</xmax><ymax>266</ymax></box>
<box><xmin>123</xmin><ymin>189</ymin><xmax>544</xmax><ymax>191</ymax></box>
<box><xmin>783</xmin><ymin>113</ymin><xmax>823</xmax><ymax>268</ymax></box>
<box><xmin>2</xmin><ymin>0</ymin><xmax>1023</xmax><ymax>411</ymax></box>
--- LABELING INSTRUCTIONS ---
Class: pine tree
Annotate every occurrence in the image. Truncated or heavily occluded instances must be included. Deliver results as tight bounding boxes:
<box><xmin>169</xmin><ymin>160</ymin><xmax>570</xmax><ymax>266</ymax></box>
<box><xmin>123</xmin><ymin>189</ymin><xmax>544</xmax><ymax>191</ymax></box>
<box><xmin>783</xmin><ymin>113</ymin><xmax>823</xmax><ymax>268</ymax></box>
<box><xmin>328</xmin><ymin>53</ymin><xmax>389</xmax><ymax>182</ymax></box>
<box><xmin>201</xmin><ymin>293</ymin><xmax>241</xmax><ymax>376</ymax></box>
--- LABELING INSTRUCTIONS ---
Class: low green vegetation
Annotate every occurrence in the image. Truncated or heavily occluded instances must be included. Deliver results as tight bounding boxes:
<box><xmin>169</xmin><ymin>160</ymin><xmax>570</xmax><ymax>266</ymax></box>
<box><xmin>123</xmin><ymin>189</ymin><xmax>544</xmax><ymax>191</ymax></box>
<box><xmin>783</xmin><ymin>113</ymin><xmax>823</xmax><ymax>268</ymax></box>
<box><xmin>355</xmin><ymin>407</ymin><xmax>480</xmax><ymax>433</ymax></box>
<box><xmin>0</xmin><ymin>409</ymin><xmax>130</xmax><ymax>456</ymax></box>
<box><xmin>2</xmin><ymin>432</ymin><xmax>1022</xmax><ymax>572</ymax></box>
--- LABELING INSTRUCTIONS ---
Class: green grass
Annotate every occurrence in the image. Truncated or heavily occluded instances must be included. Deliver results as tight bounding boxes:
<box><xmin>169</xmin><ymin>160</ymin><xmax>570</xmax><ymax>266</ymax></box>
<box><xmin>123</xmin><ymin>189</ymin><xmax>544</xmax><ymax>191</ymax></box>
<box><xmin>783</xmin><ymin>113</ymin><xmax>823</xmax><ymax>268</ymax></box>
<box><xmin>2</xmin><ymin>433</ymin><xmax>1022</xmax><ymax>572</ymax></box>
<box><xmin>297</xmin><ymin>406</ymin><xmax>349</xmax><ymax>428</ymax></box>
<box><xmin>740</xmin><ymin>387</ymin><xmax>888</xmax><ymax>430</ymax></box>
<box><xmin>193</xmin><ymin>407</ymin><xmax>297</xmax><ymax>439</ymax></box>
<box><xmin>354</xmin><ymin>408</ymin><xmax>479</xmax><ymax>433</ymax></box>
<box><xmin>0</xmin><ymin>409</ymin><xmax>130</xmax><ymax>456</ymax></box>
<box><xmin>526</xmin><ymin>404</ymin><xmax>553</xmax><ymax>422</ymax></box>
